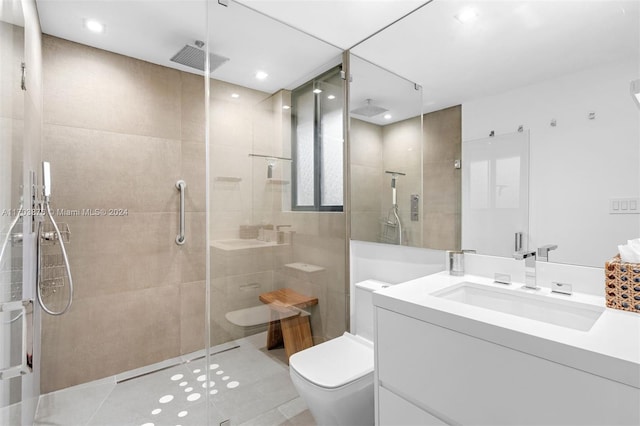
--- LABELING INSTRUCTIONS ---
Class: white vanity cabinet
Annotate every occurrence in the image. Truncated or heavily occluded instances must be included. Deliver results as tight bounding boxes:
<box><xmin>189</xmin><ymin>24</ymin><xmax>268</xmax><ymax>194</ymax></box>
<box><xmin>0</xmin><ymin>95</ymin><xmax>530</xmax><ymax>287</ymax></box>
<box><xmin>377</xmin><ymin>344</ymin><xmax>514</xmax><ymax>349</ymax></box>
<box><xmin>374</xmin><ymin>306</ymin><xmax>640</xmax><ymax>425</ymax></box>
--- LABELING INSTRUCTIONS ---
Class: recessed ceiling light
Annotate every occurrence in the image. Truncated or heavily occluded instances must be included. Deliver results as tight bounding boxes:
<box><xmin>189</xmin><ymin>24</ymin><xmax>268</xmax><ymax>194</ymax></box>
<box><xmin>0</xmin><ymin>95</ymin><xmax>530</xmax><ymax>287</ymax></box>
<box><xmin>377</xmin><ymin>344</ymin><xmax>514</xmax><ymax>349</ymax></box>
<box><xmin>84</xmin><ymin>19</ymin><xmax>105</xmax><ymax>33</ymax></box>
<box><xmin>327</xmin><ymin>95</ymin><xmax>336</xmax><ymax>100</ymax></box>
<box><xmin>454</xmin><ymin>8</ymin><xmax>478</xmax><ymax>24</ymax></box>
<box><xmin>282</xmin><ymin>105</ymin><xmax>291</xmax><ymax>110</ymax></box>
<box><xmin>255</xmin><ymin>71</ymin><xmax>268</xmax><ymax>80</ymax></box>
<box><xmin>383</xmin><ymin>114</ymin><xmax>392</xmax><ymax>120</ymax></box>
<box><xmin>313</xmin><ymin>89</ymin><xmax>323</xmax><ymax>94</ymax></box>
<box><xmin>231</xmin><ymin>93</ymin><xmax>240</xmax><ymax>98</ymax></box>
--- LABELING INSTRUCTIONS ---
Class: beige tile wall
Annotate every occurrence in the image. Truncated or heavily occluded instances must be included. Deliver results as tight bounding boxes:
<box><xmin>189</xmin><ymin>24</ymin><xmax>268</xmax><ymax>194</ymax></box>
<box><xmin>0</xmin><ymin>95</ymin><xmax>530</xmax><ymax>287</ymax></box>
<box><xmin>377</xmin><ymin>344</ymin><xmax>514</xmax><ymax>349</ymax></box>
<box><xmin>382</xmin><ymin>117</ymin><xmax>423</xmax><ymax>246</ymax></box>
<box><xmin>350</xmin><ymin>119</ymin><xmax>383</xmax><ymax>243</ymax></box>
<box><xmin>423</xmin><ymin>105</ymin><xmax>461</xmax><ymax>250</ymax></box>
<box><xmin>42</xmin><ymin>36</ymin><xmax>349</xmax><ymax>391</ymax></box>
<box><xmin>208</xmin><ymin>83</ymin><xmax>348</xmax><ymax>347</ymax></box>
<box><xmin>41</xmin><ymin>36</ymin><xmax>206</xmax><ymax>392</ymax></box>
<box><xmin>350</xmin><ymin>108</ymin><xmax>461</xmax><ymax>252</ymax></box>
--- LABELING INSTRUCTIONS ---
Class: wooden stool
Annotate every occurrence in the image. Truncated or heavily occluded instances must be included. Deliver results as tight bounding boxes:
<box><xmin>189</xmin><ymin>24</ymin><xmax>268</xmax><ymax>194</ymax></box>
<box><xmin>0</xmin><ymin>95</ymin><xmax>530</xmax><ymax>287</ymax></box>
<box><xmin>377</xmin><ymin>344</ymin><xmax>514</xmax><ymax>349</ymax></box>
<box><xmin>259</xmin><ymin>288</ymin><xmax>318</xmax><ymax>361</ymax></box>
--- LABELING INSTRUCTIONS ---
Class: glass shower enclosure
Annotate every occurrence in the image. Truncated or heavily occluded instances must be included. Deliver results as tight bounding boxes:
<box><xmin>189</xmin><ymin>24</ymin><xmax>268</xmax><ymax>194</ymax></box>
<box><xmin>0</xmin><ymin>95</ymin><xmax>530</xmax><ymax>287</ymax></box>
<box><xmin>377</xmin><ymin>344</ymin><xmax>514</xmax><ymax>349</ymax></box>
<box><xmin>1</xmin><ymin>0</ymin><xmax>348</xmax><ymax>425</ymax></box>
<box><xmin>205</xmin><ymin>1</ymin><xmax>347</xmax><ymax>423</ymax></box>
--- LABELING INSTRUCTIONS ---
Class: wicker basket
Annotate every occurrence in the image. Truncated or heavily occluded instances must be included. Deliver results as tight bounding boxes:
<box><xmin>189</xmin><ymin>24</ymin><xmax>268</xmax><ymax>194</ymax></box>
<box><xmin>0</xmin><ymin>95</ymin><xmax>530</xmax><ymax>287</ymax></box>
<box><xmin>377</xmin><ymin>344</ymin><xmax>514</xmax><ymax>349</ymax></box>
<box><xmin>605</xmin><ymin>255</ymin><xmax>640</xmax><ymax>313</ymax></box>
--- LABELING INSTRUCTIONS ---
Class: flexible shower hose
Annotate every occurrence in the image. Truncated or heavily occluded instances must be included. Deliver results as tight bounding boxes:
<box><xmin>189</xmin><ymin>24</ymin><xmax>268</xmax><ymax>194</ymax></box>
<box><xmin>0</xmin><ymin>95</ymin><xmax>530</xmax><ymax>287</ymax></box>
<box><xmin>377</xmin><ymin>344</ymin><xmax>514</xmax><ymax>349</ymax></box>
<box><xmin>37</xmin><ymin>201</ymin><xmax>73</xmax><ymax>315</ymax></box>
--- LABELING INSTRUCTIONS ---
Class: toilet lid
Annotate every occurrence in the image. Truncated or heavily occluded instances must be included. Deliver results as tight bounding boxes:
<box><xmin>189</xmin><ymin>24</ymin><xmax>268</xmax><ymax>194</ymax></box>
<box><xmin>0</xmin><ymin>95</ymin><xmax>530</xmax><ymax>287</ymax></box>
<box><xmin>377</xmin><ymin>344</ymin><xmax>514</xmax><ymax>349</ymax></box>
<box><xmin>289</xmin><ymin>333</ymin><xmax>374</xmax><ymax>389</ymax></box>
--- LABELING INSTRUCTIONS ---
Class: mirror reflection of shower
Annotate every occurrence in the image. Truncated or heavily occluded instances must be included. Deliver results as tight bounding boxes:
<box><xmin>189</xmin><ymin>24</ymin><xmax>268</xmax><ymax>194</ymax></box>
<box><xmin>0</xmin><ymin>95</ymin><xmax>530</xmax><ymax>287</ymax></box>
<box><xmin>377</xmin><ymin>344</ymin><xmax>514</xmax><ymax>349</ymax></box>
<box><xmin>382</xmin><ymin>170</ymin><xmax>405</xmax><ymax>245</ymax></box>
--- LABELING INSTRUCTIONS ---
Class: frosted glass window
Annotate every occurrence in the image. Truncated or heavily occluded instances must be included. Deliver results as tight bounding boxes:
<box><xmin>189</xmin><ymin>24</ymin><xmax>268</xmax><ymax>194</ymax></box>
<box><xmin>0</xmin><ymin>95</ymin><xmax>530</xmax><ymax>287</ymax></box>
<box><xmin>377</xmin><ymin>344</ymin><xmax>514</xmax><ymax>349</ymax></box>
<box><xmin>320</xmin><ymin>109</ymin><xmax>343</xmax><ymax>206</ymax></box>
<box><xmin>291</xmin><ymin>67</ymin><xmax>343</xmax><ymax>211</ymax></box>
<box><xmin>295</xmin><ymin>90</ymin><xmax>315</xmax><ymax>206</ymax></box>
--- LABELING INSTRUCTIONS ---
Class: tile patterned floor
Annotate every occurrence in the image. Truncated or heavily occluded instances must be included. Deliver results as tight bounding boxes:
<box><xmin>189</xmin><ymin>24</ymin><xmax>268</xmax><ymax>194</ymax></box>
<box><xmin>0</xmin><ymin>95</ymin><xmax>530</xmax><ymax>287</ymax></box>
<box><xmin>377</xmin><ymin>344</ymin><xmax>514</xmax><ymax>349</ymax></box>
<box><xmin>32</xmin><ymin>332</ymin><xmax>316</xmax><ymax>426</ymax></box>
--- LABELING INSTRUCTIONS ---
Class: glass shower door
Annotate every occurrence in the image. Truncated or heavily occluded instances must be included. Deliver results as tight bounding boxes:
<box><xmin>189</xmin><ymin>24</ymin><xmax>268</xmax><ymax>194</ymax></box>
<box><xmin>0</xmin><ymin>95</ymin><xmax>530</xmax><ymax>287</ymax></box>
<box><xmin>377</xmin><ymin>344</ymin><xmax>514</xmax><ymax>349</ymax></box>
<box><xmin>205</xmin><ymin>1</ymin><xmax>347</xmax><ymax>424</ymax></box>
<box><xmin>0</xmin><ymin>1</ymin><xmax>35</xmax><ymax>424</ymax></box>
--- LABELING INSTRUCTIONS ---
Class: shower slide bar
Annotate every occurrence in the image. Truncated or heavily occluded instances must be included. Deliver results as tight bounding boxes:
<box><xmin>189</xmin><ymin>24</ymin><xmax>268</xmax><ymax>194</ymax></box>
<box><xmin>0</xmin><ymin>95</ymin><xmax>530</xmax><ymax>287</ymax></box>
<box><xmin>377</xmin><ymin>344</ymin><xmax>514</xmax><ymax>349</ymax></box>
<box><xmin>176</xmin><ymin>180</ymin><xmax>186</xmax><ymax>245</ymax></box>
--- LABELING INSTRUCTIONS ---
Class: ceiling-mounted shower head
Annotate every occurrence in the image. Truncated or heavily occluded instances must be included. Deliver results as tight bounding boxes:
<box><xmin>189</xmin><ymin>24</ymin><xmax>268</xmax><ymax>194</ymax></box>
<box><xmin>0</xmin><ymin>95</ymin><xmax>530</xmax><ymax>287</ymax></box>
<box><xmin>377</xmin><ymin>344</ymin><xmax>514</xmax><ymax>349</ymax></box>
<box><xmin>170</xmin><ymin>41</ymin><xmax>229</xmax><ymax>72</ymax></box>
<box><xmin>350</xmin><ymin>99</ymin><xmax>388</xmax><ymax>117</ymax></box>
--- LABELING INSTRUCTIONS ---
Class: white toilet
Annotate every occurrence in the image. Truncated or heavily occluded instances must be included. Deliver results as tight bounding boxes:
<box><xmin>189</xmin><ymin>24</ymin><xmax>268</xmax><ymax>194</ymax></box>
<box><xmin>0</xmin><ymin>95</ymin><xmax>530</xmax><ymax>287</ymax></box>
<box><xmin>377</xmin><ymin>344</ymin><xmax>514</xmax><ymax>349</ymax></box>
<box><xmin>289</xmin><ymin>279</ymin><xmax>387</xmax><ymax>425</ymax></box>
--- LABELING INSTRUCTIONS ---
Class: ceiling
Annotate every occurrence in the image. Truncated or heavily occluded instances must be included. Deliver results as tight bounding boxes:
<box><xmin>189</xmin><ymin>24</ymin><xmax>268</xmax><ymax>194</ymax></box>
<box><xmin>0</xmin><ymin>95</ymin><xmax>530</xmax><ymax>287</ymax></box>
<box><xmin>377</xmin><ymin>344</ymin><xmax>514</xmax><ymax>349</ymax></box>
<box><xmin>35</xmin><ymin>0</ymin><xmax>427</xmax><ymax>94</ymax></box>
<box><xmin>34</xmin><ymin>0</ymin><xmax>640</xmax><ymax>122</ymax></box>
<box><xmin>352</xmin><ymin>0</ymin><xmax>640</xmax><ymax>114</ymax></box>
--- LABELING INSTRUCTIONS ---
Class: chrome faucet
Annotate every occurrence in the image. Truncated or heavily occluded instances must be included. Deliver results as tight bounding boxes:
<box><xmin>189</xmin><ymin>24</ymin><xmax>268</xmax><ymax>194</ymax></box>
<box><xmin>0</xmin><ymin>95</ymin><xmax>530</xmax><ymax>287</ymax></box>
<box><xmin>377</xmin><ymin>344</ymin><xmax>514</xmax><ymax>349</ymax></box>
<box><xmin>513</xmin><ymin>250</ymin><xmax>538</xmax><ymax>290</ymax></box>
<box><xmin>537</xmin><ymin>244</ymin><xmax>558</xmax><ymax>262</ymax></box>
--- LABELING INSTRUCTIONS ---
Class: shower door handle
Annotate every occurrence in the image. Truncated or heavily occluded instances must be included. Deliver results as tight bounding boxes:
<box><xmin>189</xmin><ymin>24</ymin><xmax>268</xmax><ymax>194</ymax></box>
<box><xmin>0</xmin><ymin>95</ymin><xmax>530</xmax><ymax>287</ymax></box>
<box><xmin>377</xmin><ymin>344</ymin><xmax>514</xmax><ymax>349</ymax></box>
<box><xmin>0</xmin><ymin>300</ymin><xmax>33</xmax><ymax>379</ymax></box>
<box><xmin>176</xmin><ymin>180</ymin><xmax>186</xmax><ymax>245</ymax></box>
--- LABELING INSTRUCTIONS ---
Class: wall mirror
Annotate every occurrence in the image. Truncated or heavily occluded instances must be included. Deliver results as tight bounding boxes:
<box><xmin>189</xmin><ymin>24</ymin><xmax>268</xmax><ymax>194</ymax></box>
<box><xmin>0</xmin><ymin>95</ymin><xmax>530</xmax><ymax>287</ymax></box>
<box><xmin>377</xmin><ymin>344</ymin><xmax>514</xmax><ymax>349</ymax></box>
<box><xmin>349</xmin><ymin>55</ymin><xmax>424</xmax><ymax>247</ymax></box>
<box><xmin>351</xmin><ymin>0</ymin><xmax>639</xmax><ymax>267</ymax></box>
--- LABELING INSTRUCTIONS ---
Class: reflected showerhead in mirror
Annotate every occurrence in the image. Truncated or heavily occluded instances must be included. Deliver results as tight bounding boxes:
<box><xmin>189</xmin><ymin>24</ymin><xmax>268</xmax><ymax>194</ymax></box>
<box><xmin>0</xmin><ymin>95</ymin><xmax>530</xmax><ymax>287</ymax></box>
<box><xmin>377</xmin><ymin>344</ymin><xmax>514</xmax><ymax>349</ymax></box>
<box><xmin>631</xmin><ymin>79</ymin><xmax>640</xmax><ymax>109</ymax></box>
<box><xmin>350</xmin><ymin>99</ymin><xmax>388</xmax><ymax>117</ymax></box>
<box><xmin>170</xmin><ymin>41</ymin><xmax>229</xmax><ymax>72</ymax></box>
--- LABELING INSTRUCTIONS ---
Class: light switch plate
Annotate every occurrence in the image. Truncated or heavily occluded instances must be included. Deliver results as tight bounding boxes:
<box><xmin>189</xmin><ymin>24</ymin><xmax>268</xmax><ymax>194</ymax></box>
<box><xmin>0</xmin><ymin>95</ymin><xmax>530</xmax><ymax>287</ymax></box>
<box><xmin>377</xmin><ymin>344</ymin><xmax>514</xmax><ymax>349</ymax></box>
<box><xmin>610</xmin><ymin>198</ymin><xmax>640</xmax><ymax>214</ymax></box>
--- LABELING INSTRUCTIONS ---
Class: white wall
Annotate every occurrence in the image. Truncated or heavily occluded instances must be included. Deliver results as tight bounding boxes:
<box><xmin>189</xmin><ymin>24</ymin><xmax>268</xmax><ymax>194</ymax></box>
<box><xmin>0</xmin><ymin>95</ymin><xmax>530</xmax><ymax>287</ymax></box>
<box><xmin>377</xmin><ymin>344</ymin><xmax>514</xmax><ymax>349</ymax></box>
<box><xmin>463</xmin><ymin>60</ymin><xmax>640</xmax><ymax>267</ymax></box>
<box><xmin>349</xmin><ymin>240</ymin><xmax>445</xmax><ymax>332</ymax></box>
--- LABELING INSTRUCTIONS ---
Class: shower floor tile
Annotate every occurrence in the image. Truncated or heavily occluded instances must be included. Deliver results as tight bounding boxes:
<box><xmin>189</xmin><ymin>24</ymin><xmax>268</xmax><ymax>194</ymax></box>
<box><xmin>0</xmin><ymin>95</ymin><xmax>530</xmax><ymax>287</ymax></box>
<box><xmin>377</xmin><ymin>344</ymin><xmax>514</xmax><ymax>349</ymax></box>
<box><xmin>33</xmin><ymin>332</ymin><xmax>316</xmax><ymax>426</ymax></box>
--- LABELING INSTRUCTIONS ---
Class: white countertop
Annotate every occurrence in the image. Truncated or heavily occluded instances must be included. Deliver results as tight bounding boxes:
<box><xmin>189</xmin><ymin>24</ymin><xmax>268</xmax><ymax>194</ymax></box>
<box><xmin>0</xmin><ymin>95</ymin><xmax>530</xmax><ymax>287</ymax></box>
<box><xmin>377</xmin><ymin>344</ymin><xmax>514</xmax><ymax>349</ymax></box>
<box><xmin>373</xmin><ymin>271</ymin><xmax>640</xmax><ymax>388</ymax></box>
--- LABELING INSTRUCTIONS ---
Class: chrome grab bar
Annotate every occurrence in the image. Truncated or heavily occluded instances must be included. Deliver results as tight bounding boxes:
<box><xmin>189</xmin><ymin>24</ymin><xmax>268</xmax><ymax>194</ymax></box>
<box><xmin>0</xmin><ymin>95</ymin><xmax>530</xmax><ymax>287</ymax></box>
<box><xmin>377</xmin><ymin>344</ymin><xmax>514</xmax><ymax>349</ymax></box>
<box><xmin>176</xmin><ymin>180</ymin><xmax>186</xmax><ymax>245</ymax></box>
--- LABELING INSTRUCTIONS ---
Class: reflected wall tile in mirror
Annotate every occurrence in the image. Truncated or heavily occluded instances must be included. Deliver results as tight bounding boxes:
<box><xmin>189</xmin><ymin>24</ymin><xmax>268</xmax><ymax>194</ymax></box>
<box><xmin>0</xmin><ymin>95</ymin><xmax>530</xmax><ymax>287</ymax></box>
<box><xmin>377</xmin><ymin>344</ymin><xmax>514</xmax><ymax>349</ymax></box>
<box><xmin>351</xmin><ymin>212</ymin><xmax>381</xmax><ymax>243</ymax></box>
<box><xmin>424</xmin><ymin>212</ymin><xmax>460</xmax><ymax>251</ymax></box>
<box><xmin>351</xmin><ymin>164</ymin><xmax>383</xmax><ymax>212</ymax></box>
<box><xmin>423</xmin><ymin>162</ymin><xmax>460</xmax><ymax>215</ymax></box>
<box><xmin>350</xmin><ymin>119</ymin><xmax>383</xmax><ymax>168</ymax></box>
<box><xmin>382</xmin><ymin>116</ymin><xmax>422</xmax><ymax>172</ymax></box>
<box><xmin>424</xmin><ymin>105</ymin><xmax>461</xmax><ymax>161</ymax></box>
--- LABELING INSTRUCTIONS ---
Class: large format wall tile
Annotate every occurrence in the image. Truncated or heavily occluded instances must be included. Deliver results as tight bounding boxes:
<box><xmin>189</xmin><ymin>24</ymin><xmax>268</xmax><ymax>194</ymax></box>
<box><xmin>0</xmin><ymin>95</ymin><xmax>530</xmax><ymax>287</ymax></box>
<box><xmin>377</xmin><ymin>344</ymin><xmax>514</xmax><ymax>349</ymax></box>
<box><xmin>180</xmin><ymin>280</ymin><xmax>206</xmax><ymax>354</ymax></box>
<box><xmin>180</xmin><ymin>212</ymin><xmax>206</xmax><ymax>284</ymax></box>
<box><xmin>41</xmin><ymin>286</ymin><xmax>181</xmax><ymax>392</ymax></box>
<box><xmin>43</xmin><ymin>124</ymin><xmax>181</xmax><ymax>213</ymax></box>
<box><xmin>43</xmin><ymin>36</ymin><xmax>181</xmax><ymax>139</ymax></box>
<box><xmin>423</xmin><ymin>105</ymin><xmax>461</xmax><ymax>250</ymax></box>
<box><xmin>181</xmin><ymin>72</ymin><xmax>206</xmax><ymax>142</ymax></box>
<box><xmin>182</xmin><ymin>141</ymin><xmax>206</xmax><ymax>212</ymax></box>
<box><xmin>41</xmin><ymin>36</ymin><xmax>208</xmax><ymax>392</ymax></box>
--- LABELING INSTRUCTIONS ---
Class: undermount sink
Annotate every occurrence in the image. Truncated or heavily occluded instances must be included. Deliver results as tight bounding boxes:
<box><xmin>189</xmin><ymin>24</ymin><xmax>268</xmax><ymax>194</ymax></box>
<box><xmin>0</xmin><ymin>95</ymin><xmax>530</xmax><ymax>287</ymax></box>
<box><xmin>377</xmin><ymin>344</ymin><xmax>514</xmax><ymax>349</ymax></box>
<box><xmin>432</xmin><ymin>282</ymin><xmax>604</xmax><ymax>331</ymax></box>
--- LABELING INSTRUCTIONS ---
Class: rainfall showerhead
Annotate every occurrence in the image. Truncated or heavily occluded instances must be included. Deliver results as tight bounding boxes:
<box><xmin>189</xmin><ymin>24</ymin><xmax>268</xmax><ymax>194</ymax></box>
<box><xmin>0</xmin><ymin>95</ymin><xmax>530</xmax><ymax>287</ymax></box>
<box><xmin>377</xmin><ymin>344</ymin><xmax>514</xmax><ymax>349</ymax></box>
<box><xmin>350</xmin><ymin>99</ymin><xmax>388</xmax><ymax>117</ymax></box>
<box><xmin>170</xmin><ymin>41</ymin><xmax>229</xmax><ymax>72</ymax></box>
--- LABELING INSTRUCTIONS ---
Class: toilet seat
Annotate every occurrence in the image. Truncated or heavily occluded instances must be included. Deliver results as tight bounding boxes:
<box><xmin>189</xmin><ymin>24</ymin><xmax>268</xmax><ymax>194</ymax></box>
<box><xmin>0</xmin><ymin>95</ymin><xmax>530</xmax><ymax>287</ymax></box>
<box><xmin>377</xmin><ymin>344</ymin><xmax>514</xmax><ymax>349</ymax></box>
<box><xmin>289</xmin><ymin>332</ymin><xmax>373</xmax><ymax>389</ymax></box>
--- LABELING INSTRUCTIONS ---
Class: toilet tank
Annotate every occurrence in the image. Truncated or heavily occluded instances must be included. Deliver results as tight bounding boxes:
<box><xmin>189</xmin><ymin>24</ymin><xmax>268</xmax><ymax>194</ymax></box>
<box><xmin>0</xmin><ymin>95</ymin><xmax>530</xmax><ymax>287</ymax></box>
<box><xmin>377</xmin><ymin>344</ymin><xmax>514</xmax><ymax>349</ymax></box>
<box><xmin>354</xmin><ymin>280</ymin><xmax>389</xmax><ymax>342</ymax></box>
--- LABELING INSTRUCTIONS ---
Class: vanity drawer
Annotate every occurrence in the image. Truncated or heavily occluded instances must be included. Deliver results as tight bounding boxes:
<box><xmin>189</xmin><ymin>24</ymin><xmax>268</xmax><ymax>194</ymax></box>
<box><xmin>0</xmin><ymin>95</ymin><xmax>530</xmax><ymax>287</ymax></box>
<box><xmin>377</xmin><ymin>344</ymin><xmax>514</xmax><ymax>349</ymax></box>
<box><xmin>379</xmin><ymin>386</ymin><xmax>446</xmax><ymax>426</ymax></box>
<box><xmin>375</xmin><ymin>307</ymin><xmax>640</xmax><ymax>426</ymax></box>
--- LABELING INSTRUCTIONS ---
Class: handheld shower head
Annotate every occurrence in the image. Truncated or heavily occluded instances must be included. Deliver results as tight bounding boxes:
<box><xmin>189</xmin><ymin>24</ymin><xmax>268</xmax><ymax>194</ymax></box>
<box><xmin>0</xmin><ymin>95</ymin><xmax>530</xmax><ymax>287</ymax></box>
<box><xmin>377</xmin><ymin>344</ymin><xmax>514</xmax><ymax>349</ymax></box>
<box><xmin>42</xmin><ymin>161</ymin><xmax>51</xmax><ymax>200</ymax></box>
